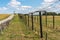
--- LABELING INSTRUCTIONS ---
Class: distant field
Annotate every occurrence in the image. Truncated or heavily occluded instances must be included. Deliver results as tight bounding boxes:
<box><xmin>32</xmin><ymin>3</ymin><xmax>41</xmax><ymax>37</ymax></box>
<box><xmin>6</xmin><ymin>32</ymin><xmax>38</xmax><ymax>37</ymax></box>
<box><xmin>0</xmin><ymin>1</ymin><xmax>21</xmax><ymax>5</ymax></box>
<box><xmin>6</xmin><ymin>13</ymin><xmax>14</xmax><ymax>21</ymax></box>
<box><xmin>0</xmin><ymin>14</ymin><xmax>10</xmax><ymax>20</ymax></box>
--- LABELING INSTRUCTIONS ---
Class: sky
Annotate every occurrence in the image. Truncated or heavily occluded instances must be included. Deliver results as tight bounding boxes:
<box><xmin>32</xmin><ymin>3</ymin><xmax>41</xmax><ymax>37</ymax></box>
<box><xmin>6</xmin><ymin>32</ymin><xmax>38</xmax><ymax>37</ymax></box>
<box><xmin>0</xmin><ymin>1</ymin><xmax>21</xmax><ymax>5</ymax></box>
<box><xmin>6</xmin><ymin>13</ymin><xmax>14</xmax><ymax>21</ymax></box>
<box><xmin>0</xmin><ymin>0</ymin><xmax>60</xmax><ymax>14</ymax></box>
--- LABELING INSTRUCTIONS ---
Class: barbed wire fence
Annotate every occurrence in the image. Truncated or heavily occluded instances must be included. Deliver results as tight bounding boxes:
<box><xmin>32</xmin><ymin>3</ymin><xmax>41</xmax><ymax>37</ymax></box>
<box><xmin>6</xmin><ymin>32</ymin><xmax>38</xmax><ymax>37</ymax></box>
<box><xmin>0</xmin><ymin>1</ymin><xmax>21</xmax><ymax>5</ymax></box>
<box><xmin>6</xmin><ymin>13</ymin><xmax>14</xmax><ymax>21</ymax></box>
<box><xmin>17</xmin><ymin>0</ymin><xmax>60</xmax><ymax>40</ymax></box>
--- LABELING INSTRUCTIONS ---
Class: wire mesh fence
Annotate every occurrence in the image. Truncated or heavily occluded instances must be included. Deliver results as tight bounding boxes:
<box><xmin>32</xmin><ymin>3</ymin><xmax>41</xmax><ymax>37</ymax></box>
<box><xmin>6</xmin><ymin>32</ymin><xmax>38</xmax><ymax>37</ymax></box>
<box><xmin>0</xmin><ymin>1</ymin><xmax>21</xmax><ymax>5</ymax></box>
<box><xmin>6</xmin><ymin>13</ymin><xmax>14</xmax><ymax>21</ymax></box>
<box><xmin>18</xmin><ymin>11</ymin><xmax>60</xmax><ymax>40</ymax></box>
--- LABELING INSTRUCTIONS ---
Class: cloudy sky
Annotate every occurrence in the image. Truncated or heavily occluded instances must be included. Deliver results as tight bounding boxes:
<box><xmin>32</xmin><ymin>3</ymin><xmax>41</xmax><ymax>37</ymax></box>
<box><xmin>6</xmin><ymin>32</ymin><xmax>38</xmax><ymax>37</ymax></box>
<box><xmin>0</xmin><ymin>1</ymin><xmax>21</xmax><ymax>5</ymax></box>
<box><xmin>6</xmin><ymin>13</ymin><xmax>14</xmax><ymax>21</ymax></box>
<box><xmin>0</xmin><ymin>0</ymin><xmax>60</xmax><ymax>13</ymax></box>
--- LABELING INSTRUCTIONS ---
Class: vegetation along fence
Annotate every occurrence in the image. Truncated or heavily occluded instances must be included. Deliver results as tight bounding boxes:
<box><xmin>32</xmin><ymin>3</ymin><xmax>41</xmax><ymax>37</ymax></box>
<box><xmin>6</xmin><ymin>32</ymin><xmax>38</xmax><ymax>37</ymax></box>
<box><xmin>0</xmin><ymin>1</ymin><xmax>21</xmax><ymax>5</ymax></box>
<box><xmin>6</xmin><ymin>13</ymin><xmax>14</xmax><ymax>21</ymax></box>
<box><xmin>0</xmin><ymin>14</ymin><xmax>14</xmax><ymax>33</ymax></box>
<box><xmin>18</xmin><ymin>11</ymin><xmax>60</xmax><ymax>40</ymax></box>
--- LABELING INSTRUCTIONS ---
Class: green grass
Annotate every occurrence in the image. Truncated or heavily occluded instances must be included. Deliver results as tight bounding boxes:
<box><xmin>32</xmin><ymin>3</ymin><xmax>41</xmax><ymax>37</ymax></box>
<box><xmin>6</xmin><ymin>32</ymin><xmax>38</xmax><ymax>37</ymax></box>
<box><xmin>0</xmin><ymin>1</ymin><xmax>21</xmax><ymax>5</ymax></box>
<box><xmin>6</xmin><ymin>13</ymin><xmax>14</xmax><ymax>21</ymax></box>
<box><xmin>1</xmin><ymin>14</ymin><xmax>60</xmax><ymax>40</ymax></box>
<box><xmin>23</xmin><ymin>15</ymin><xmax>60</xmax><ymax>40</ymax></box>
<box><xmin>0</xmin><ymin>14</ymin><xmax>24</xmax><ymax>40</ymax></box>
<box><xmin>0</xmin><ymin>14</ymin><xmax>40</xmax><ymax>40</ymax></box>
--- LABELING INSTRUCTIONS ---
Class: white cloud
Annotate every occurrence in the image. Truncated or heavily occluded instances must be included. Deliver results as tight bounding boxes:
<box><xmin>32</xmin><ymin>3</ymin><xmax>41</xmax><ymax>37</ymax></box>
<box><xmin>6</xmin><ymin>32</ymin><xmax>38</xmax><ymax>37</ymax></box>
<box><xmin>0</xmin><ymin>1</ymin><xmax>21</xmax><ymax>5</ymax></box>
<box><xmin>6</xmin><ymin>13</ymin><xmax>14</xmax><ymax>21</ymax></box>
<box><xmin>58</xmin><ymin>6</ymin><xmax>60</xmax><ymax>8</ymax></box>
<box><xmin>40</xmin><ymin>2</ymin><xmax>52</xmax><ymax>9</ymax></box>
<box><xmin>56</xmin><ymin>5</ymin><xmax>60</xmax><ymax>8</ymax></box>
<box><xmin>16</xmin><ymin>6</ymin><xmax>32</xmax><ymax>11</ymax></box>
<box><xmin>44</xmin><ymin>0</ymin><xmax>55</xmax><ymax>3</ymax></box>
<box><xmin>21</xmin><ymin>6</ymin><xmax>32</xmax><ymax>8</ymax></box>
<box><xmin>7</xmin><ymin>0</ymin><xmax>32</xmax><ymax>11</ymax></box>
<box><xmin>3</xmin><ymin>7</ymin><xmax>8</xmax><ymax>10</ymax></box>
<box><xmin>0</xmin><ymin>7</ymin><xmax>8</xmax><ymax>10</ymax></box>
<box><xmin>8</xmin><ymin>0</ymin><xmax>21</xmax><ymax>8</ymax></box>
<box><xmin>38</xmin><ymin>0</ymin><xmax>59</xmax><ymax>11</ymax></box>
<box><xmin>0</xmin><ymin>0</ymin><xmax>32</xmax><ymax>13</ymax></box>
<box><xmin>40</xmin><ymin>0</ymin><xmax>56</xmax><ymax>8</ymax></box>
<box><xmin>47</xmin><ymin>6</ymin><xmax>52</xmax><ymax>9</ymax></box>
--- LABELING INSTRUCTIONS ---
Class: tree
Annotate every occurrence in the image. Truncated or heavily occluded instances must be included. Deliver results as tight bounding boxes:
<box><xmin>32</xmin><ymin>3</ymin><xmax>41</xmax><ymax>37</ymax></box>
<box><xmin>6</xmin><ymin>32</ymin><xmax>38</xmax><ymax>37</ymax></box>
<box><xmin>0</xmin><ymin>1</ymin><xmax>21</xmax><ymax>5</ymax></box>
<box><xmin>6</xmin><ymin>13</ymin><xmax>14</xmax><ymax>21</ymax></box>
<box><xmin>43</xmin><ymin>12</ymin><xmax>57</xmax><ymax>15</ymax></box>
<box><xmin>58</xmin><ymin>13</ymin><xmax>60</xmax><ymax>15</ymax></box>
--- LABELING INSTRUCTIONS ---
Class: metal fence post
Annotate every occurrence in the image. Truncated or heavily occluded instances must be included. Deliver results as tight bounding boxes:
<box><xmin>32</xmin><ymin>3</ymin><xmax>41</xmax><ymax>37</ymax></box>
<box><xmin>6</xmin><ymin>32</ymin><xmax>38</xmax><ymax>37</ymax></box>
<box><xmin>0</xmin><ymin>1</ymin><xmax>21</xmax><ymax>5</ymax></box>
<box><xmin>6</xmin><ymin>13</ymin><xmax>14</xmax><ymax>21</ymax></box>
<box><xmin>53</xmin><ymin>14</ymin><xmax>55</xmax><ymax>29</ymax></box>
<box><xmin>24</xmin><ymin>14</ymin><xmax>27</xmax><ymax>25</ymax></box>
<box><xmin>45</xmin><ymin>11</ymin><xmax>47</xmax><ymax>28</ymax></box>
<box><xmin>28</xmin><ymin>14</ymin><xmax>29</xmax><ymax>27</ymax></box>
<box><xmin>45</xmin><ymin>32</ymin><xmax>47</xmax><ymax>40</ymax></box>
<box><xmin>45</xmin><ymin>11</ymin><xmax>48</xmax><ymax>40</ymax></box>
<box><xmin>37</xmin><ymin>16</ymin><xmax>38</xmax><ymax>22</ymax></box>
<box><xmin>31</xmin><ymin>13</ymin><xmax>34</xmax><ymax>30</ymax></box>
<box><xmin>39</xmin><ymin>11</ymin><xmax>43</xmax><ymax>38</ymax></box>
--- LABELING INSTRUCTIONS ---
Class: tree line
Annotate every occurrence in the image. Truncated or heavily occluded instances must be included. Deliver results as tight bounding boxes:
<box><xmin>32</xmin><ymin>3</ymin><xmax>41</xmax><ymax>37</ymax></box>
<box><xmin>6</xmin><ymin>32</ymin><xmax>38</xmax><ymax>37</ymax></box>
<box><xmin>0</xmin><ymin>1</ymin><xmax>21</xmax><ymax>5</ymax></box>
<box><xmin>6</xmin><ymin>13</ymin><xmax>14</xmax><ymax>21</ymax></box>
<box><xmin>43</xmin><ymin>12</ymin><xmax>60</xmax><ymax>15</ymax></box>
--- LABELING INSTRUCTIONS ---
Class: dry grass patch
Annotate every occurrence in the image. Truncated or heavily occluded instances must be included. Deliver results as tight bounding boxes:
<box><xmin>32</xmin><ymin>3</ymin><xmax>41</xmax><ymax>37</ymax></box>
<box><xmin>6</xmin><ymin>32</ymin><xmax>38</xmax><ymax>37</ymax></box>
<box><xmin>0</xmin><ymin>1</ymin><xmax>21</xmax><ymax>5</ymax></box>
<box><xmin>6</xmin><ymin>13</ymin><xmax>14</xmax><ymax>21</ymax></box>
<box><xmin>0</xmin><ymin>14</ymin><xmax>10</xmax><ymax>20</ymax></box>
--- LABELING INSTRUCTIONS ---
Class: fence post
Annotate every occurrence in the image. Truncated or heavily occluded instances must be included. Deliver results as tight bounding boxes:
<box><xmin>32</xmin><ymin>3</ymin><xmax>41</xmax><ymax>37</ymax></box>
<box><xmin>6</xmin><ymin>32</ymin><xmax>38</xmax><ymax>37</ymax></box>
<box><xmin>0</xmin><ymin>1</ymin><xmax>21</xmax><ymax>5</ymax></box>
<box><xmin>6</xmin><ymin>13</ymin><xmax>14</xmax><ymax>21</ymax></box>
<box><xmin>28</xmin><ymin>14</ymin><xmax>29</xmax><ymax>27</ymax></box>
<box><xmin>37</xmin><ymin>15</ymin><xmax>38</xmax><ymax>22</ymax></box>
<box><xmin>31</xmin><ymin>13</ymin><xmax>34</xmax><ymax>30</ymax></box>
<box><xmin>39</xmin><ymin>11</ymin><xmax>43</xmax><ymax>38</ymax></box>
<box><xmin>45</xmin><ymin>32</ymin><xmax>47</xmax><ymax>40</ymax></box>
<box><xmin>53</xmin><ymin>14</ymin><xmax>55</xmax><ymax>29</ymax></box>
<box><xmin>24</xmin><ymin>14</ymin><xmax>27</xmax><ymax>25</ymax></box>
<box><xmin>45</xmin><ymin>11</ymin><xmax>47</xmax><ymax>28</ymax></box>
<box><xmin>45</xmin><ymin>11</ymin><xmax>48</xmax><ymax>40</ymax></box>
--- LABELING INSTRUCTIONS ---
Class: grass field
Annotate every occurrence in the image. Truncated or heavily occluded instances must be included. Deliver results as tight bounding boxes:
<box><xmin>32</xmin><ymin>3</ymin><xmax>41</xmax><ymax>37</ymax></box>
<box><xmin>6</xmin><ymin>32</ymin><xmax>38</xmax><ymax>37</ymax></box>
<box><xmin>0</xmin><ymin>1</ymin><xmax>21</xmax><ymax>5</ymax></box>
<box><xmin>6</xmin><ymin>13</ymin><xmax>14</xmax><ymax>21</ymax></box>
<box><xmin>23</xmin><ymin>15</ymin><xmax>60</xmax><ymax>40</ymax></box>
<box><xmin>0</xmin><ymin>14</ymin><xmax>60</xmax><ymax>40</ymax></box>
<box><xmin>0</xmin><ymin>14</ymin><xmax>10</xmax><ymax>20</ymax></box>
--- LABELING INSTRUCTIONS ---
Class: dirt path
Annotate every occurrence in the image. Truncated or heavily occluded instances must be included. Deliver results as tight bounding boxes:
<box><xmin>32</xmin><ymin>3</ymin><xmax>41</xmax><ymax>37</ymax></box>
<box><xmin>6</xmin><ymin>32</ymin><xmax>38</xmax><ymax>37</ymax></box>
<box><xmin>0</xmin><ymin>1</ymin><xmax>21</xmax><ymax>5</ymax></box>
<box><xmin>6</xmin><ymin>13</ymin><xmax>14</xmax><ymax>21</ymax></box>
<box><xmin>0</xmin><ymin>14</ymin><xmax>27</xmax><ymax>40</ymax></box>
